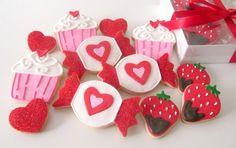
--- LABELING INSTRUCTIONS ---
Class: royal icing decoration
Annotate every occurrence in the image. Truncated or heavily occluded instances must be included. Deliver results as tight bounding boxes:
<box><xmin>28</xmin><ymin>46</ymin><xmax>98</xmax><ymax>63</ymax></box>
<box><xmin>141</xmin><ymin>91</ymin><xmax>179</xmax><ymax>138</ymax></box>
<box><xmin>28</xmin><ymin>31</ymin><xmax>56</xmax><ymax>57</ymax></box>
<box><xmin>12</xmin><ymin>53</ymin><xmax>63</xmax><ymax>77</ymax></box>
<box><xmin>132</xmin><ymin>23</ymin><xmax>175</xmax><ymax>42</ymax></box>
<box><xmin>115</xmin><ymin>54</ymin><xmax>161</xmax><ymax>93</ymax></box>
<box><xmin>9</xmin><ymin>99</ymin><xmax>48</xmax><ymax>133</ymax></box>
<box><xmin>182</xmin><ymin>84</ymin><xmax>221</xmax><ymax>122</ymax></box>
<box><xmin>99</xmin><ymin>18</ymin><xmax>128</xmax><ymax>37</ymax></box>
<box><xmin>124</xmin><ymin>61</ymin><xmax>151</xmax><ymax>85</ymax></box>
<box><xmin>54</xmin><ymin>11</ymin><xmax>97</xmax><ymax>32</ymax></box>
<box><xmin>71</xmin><ymin>81</ymin><xmax>122</xmax><ymax>127</ymax></box>
<box><xmin>77</xmin><ymin>36</ymin><xmax>122</xmax><ymax>72</ymax></box>
<box><xmin>86</xmin><ymin>41</ymin><xmax>111</xmax><ymax>62</ymax></box>
<box><xmin>177</xmin><ymin>63</ymin><xmax>211</xmax><ymax>92</ymax></box>
<box><xmin>84</xmin><ymin>87</ymin><xmax>114</xmax><ymax>115</ymax></box>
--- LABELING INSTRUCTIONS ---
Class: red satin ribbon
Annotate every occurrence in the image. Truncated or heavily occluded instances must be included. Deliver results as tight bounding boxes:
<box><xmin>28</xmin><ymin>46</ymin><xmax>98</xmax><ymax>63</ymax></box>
<box><xmin>163</xmin><ymin>0</ymin><xmax>236</xmax><ymax>39</ymax></box>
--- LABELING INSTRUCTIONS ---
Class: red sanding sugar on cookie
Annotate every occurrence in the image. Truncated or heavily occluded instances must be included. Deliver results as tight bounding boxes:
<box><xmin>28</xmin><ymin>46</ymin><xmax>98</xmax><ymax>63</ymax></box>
<box><xmin>99</xmin><ymin>18</ymin><xmax>128</xmax><ymax>37</ymax></box>
<box><xmin>115</xmin><ymin>97</ymin><xmax>142</xmax><ymax>137</ymax></box>
<box><xmin>98</xmin><ymin>63</ymin><xmax>120</xmax><ymax>89</ymax></box>
<box><xmin>63</xmin><ymin>51</ymin><xmax>85</xmax><ymax>78</ymax></box>
<box><xmin>157</xmin><ymin>53</ymin><xmax>177</xmax><ymax>88</ymax></box>
<box><xmin>115</xmin><ymin>31</ymin><xmax>135</xmax><ymax>56</ymax></box>
<box><xmin>28</xmin><ymin>31</ymin><xmax>56</xmax><ymax>57</ymax></box>
<box><xmin>53</xmin><ymin>73</ymin><xmax>80</xmax><ymax>108</ymax></box>
<box><xmin>9</xmin><ymin>99</ymin><xmax>48</xmax><ymax>133</ymax></box>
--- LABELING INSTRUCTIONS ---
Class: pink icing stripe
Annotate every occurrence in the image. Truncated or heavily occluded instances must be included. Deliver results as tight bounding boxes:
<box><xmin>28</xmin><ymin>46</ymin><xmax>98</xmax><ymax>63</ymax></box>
<box><xmin>134</xmin><ymin>39</ymin><xmax>174</xmax><ymax>59</ymax></box>
<box><xmin>11</xmin><ymin>73</ymin><xmax>59</xmax><ymax>102</ymax></box>
<box><xmin>58</xmin><ymin>28</ymin><xmax>97</xmax><ymax>52</ymax></box>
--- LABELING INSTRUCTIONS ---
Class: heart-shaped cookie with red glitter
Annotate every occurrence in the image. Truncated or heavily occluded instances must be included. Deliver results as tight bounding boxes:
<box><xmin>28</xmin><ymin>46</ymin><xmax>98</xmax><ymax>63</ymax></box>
<box><xmin>9</xmin><ymin>99</ymin><xmax>48</xmax><ymax>133</ymax></box>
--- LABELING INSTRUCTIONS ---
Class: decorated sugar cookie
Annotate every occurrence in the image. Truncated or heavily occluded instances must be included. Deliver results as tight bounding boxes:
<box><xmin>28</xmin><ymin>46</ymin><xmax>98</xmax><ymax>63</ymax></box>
<box><xmin>133</xmin><ymin>20</ymin><xmax>176</xmax><ymax>60</ymax></box>
<box><xmin>9</xmin><ymin>99</ymin><xmax>48</xmax><ymax>133</ymax></box>
<box><xmin>177</xmin><ymin>63</ymin><xmax>211</xmax><ymax>92</ymax></box>
<box><xmin>77</xmin><ymin>36</ymin><xmax>122</xmax><ymax>72</ymax></box>
<box><xmin>141</xmin><ymin>91</ymin><xmax>179</xmax><ymax>138</ymax></box>
<box><xmin>182</xmin><ymin>84</ymin><xmax>221</xmax><ymax>123</ymax></box>
<box><xmin>71</xmin><ymin>80</ymin><xmax>122</xmax><ymax>127</ymax></box>
<box><xmin>11</xmin><ymin>31</ymin><xmax>63</xmax><ymax>102</ymax></box>
<box><xmin>157</xmin><ymin>53</ymin><xmax>177</xmax><ymax>88</ymax></box>
<box><xmin>99</xmin><ymin>18</ymin><xmax>128</xmax><ymax>37</ymax></box>
<box><xmin>54</xmin><ymin>10</ymin><xmax>97</xmax><ymax>52</ymax></box>
<box><xmin>99</xmin><ymin>54</ymin><xmax>161</xmax><ymax>93</ymax></box>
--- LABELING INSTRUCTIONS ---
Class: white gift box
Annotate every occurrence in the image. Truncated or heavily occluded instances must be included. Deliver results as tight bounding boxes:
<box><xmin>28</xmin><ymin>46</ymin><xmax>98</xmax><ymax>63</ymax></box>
<box><xmin>160</xmin><ymin>0</ymin><xmax>236</xmax><ymax>63</ymax></box>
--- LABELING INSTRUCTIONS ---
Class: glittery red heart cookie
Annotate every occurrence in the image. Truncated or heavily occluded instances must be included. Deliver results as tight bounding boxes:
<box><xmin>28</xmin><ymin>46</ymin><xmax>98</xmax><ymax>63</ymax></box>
<box><xmin>9</xmin><ymin>99</ymin><xmax>48</xmax><ymax>133</ymax></box>
<box><xmin>27</xmin><ymin>31</ymin><xmax>56</xmax><ymax>57</ymax></box>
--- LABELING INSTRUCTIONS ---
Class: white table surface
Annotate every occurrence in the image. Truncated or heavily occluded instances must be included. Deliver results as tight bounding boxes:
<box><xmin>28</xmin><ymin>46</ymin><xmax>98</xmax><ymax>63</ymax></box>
<box><xmin>0</xmin><ymin>0</ymin><xmax>236</xmax><ymax>147</ymax></box>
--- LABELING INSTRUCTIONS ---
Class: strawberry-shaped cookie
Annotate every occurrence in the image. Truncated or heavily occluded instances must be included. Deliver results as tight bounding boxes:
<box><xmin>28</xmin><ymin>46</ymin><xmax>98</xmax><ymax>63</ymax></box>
<box><xmin>177</xmin><ymin>63</ymin><xmax>210</xmax><ymax>92</ymax></box>
<box><xmin>141</xmin><ymin>91</ymin><xmax>179</xmax><ymax>138</ymax></box>
<box><xmin>182</xmin><ymin>84</ymin><xmax>221</xmax><ymax>123</ymax></box>
<box><xmin>185</xmin><ymin>24</ymin><xmax>221</xmax><ymax>45</ymax></box>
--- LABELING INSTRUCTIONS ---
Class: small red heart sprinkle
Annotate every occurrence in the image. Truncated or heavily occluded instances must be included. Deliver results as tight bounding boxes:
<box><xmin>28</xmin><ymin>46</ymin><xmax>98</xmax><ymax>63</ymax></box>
<box><xmin>150</xmin><ymin>20</ymin><xmax>165</xmax><ymax>29</ymax></box>
<box><xmin>69</xmin><ymin>10</ymin><xmax>80</xmax><ymax>17</ymax></box>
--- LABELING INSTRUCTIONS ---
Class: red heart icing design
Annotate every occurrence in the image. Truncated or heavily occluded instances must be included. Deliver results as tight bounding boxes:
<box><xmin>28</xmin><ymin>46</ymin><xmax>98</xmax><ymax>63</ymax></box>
<box><xmin>125</xmin><ymin>61</ymin><xmax>151</xmax><ymax>85</ymax></box>
<box><xmin>9</xmin><ymin>99</ymin><xmax>48</xmax><ymax>133</ymax></box>
<box><xmin>86</xmin><ymin>41</ymin><xmax>111</xmax><ymax>62</ymax></box>
<box><xmin>150</xmin><ymin>20</ymin><xmax>165</xmax><ymax>29</ymax></box>
<box><xmin>27</xmin><ymin>31</ymin><xmax>56</xmax><ymax>57</ymax></box>
<box><xmin>69</xmin><ymin>10</ymin><xmax>80</xmax><ymax>17</ymax></box>
<box><xmin>99</xmin><ymin>18</ymin><xmax>128</xmax><ymax>37</ymax></box>
<box><xmin>84</xmin><ymin>87</ymin><xmax>114</xmax><ymax>116</ymax></box>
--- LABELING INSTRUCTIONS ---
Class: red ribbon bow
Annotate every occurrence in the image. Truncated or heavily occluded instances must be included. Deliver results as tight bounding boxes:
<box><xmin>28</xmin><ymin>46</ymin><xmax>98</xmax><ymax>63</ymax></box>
<box><xmin>163</xmin><ymin>0</ymin><xmax>236</xmax><ymax>39</ymax></box>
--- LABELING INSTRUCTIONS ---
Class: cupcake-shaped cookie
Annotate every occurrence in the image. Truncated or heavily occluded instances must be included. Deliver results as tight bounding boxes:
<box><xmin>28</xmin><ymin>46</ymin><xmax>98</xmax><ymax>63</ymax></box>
<box><xmin>133</xmin><ymin>20</ymin><xmax>176</xmax><ymax>60</ymax></box>
<box><xmin>11</xmin><ymin>31</ymin><xmax>63</xmax><ymax>102</ymax></box>
<box><xmin>11</xmin><ymin>53</ymin><xmax>63</xmax><ymax>102</ymax></box>
<box><xmin>54</xmin><ymin>10</ymin><xmax>97</xmax><ymax>52</ymax></box>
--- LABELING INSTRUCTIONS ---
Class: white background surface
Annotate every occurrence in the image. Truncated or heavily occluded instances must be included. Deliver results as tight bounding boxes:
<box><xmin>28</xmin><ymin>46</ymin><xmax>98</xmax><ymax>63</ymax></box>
<box><xmin>0</xmin><ymin>0</ymin><xmax>236</xmax><ymax>147</ymax></box>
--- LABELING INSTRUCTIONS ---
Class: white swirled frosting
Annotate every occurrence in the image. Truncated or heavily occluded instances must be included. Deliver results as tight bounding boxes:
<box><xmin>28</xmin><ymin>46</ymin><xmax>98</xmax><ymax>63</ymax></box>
<box><xmin>12</xmin><ymin>53</ymin><xmax>63</xmax><ymax>77</ymax></box>
<box><xmin>132</xmin><ymin>23</ymin><xmax>176</xmax><ymax>42</ymax></box>
<box><xmin>54</xmin><ymin>13</ymin><xmax>97</xmax><ymax>32</ymax></box>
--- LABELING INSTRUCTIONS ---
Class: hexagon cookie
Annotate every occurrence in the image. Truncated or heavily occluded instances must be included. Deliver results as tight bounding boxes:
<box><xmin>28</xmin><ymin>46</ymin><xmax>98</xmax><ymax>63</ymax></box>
<box><xmin>71</xmin><ymin>80</ymin><xmax>122</xmax><ymax>127</ymax></box>
<box><xmin>77</xmin><ymin>36</ymin><xmax>122</xmax><ymax>72</ymax></box>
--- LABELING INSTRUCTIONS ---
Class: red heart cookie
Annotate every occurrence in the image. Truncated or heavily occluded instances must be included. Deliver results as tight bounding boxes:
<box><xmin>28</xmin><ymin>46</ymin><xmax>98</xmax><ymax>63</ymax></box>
<box><xmin>86</xmin><ymin>41</ymin><xmax>111</xmax><ymax>62</ymax></box>
<box><xmin>28</xmin><ymin>31</ymin><xmax>56</xmax><ymax>57</ymax></box>
<box><xmin>9</xmin><ymin>99</ymin><xmax>48</xmax><ymax>133</ymax></box>
<box><xmin>69</xmin><ymin>10</ymin><xmax>80</xmax><ymax>17</ymax></box>
<box><xmin>84</xmin><ymin>87</ymin><xmax>114</xmax><ymax>116</ymax></box>
<box><xmin>125</xmin><ymin>61</ymin><xmax>151</xmax><ymax>85</ymax></box>
<box><xmin>99</xmin><ymin>18</ymin><xmax>128</xmax><ymax>37</ymax></box>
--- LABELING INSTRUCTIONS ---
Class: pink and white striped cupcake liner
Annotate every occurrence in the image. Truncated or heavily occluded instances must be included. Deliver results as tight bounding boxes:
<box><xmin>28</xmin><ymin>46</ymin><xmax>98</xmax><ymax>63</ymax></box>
<box><xmin>11</xmin><ymin>73</ymin><xmax>59</xmax><ymax>102</ymax></box>
<box><xmin>57</xmin><ymin>28</ymin><xmax>97</xmax><ymax>52</ymax></box>
<box><xmin>134</xmin><ymin>39</ymin><xmax>175</xmax><ymax>60</ymax></box>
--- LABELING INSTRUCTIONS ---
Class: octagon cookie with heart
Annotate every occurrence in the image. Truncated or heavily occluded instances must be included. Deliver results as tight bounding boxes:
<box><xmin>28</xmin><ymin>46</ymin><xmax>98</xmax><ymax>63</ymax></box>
<box><xmin>71</xmin><ymin>80</ymin><xmax>122</xmax><ymax>127</ymax></box>
<box><xmin>77</xmin><ymin>36</ymin><xmax>122</xmax><ymax>72</ymax></box>
<box><xmin>115</xmin><ymin>54</ymin><xmax>161</xmax><ymax>93</ymax></box>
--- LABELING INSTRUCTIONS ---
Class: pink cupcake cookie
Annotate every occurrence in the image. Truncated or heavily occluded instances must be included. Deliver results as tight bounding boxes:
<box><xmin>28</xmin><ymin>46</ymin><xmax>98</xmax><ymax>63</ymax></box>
<box><xmin>71</xmin><ymin>80</ymin><xmax>122</xmax><ymax>127</ymax></box>
<box><xmin>54</xmin><ymin>10</ymin><xmax>97</xmax><ymax>52</ymax></box>
<box><xmin>133</xmin><ymin>21</ymin><xmax>176</xmax><ymax>60</ymax></box>
<box><xmin>11</xmin><ymin>53</ymin><xmax>63</xmax><ymax>102</ymax></box>
<box><xmin>77</xmin><ymin>36</ymin><xmax>122</xmax><ymax>72</ymax></box>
